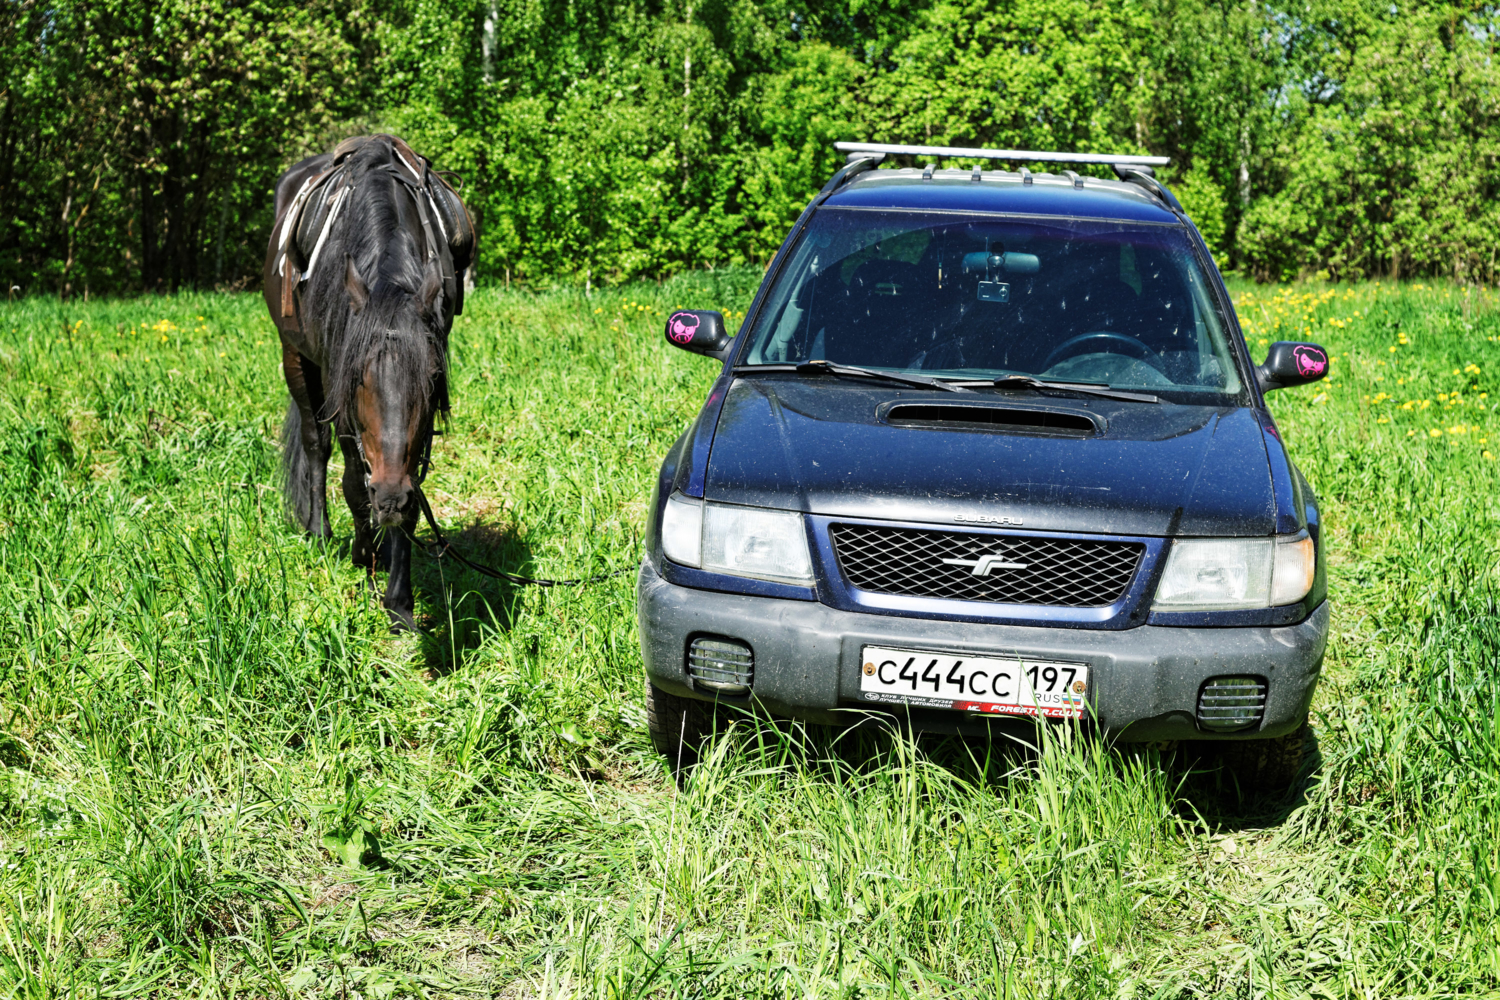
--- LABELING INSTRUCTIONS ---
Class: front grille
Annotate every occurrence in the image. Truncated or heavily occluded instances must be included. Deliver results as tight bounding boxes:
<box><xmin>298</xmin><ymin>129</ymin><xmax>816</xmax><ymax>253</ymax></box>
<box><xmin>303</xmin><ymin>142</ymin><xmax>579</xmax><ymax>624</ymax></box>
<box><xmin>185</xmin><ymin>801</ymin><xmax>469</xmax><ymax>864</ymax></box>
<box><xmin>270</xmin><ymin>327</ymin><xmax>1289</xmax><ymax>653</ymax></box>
<box><xmin>829</xmin><ymin>524</ymin><xmax>1144</xmax><ymax>607</ymax></box>
<box><xmin>687</xmin><ymin>636</ymin><xmax>753</xmax><ymax>694</ymax></box>
<box><xmin>1197</xmin><ymin>676</ymin><xmax>1267</xmax><ymax>732</ymax></box>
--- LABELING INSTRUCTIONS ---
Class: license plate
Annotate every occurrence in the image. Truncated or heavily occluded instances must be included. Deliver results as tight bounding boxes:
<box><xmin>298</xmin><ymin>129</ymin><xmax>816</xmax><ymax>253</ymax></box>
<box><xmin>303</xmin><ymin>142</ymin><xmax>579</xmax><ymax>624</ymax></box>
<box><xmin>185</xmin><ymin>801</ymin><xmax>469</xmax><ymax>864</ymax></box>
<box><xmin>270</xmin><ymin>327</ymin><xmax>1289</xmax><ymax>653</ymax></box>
<box><xmin>859</xmin><ymin>645</ymin><xmax>1089</xmax><ymax>720</ymax></box>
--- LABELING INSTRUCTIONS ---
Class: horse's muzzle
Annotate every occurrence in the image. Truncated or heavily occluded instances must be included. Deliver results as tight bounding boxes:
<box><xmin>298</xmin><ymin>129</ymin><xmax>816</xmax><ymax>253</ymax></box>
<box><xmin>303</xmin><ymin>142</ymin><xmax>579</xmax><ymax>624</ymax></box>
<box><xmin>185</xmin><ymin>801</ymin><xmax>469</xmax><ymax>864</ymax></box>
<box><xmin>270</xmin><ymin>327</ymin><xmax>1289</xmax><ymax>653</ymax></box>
<box><xmin>370</xmin><ymin>484</ymin><xmax>413</xmax><ymax>528</ymax></box>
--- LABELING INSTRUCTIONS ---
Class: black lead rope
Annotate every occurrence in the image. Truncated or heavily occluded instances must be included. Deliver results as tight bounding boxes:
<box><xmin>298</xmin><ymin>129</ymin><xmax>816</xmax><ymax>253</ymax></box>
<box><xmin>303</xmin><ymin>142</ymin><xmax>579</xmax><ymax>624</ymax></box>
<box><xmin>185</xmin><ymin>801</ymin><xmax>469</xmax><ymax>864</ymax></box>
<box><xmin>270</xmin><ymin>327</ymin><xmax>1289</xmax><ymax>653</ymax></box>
<box><xmin>410</xmin><ymin>483</ymin><xmax>634</xmax><ymax>588</ymax></box>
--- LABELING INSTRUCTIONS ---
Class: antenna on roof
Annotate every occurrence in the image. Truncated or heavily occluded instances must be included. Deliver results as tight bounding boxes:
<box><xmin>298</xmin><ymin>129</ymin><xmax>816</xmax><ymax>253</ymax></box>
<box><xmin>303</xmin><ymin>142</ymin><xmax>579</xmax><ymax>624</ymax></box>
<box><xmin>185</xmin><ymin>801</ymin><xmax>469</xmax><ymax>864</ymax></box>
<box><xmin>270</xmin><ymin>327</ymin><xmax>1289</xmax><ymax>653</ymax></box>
<box><xmin>833</xmin><ymin>141</ymin><xmax>1169</xmax><ymax>168</ymax></box>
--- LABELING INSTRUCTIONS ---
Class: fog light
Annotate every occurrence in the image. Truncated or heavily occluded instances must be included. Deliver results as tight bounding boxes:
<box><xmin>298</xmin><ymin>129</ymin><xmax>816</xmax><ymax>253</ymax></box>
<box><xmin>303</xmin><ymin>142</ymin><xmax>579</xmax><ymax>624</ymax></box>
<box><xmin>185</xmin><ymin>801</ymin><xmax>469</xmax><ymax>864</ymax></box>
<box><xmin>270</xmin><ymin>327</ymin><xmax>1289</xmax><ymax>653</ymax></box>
<box><xmin>1196</xmin><ymin>676</ymin><xmax>1267</xmax><ymax>732</ymax></box>
<box><xmin>686</xmin><ymin>636</ymin><xmax>753</xmax><ymax>695</ymax></box>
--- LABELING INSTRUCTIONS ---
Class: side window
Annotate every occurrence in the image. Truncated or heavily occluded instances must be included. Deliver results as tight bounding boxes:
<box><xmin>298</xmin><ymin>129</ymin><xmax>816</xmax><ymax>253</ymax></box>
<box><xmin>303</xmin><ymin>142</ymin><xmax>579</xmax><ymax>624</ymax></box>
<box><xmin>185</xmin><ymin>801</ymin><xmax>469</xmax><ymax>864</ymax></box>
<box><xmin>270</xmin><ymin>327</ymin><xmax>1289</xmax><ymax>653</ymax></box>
<box><xmin>751</xmin><ymin>261</ymin><xmax>818</xmax><ymax>364</ymax></box>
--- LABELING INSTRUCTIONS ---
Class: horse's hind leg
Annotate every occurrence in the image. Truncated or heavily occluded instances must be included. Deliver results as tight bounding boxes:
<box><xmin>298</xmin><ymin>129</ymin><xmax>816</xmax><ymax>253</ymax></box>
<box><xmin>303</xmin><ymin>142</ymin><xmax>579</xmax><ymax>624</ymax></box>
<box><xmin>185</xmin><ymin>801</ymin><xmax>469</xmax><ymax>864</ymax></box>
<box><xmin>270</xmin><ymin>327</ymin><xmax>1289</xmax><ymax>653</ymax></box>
<box><xmin>280</xmin><ymin>345</ymin><xmax>333</xmax><ymax>538</ymax></box>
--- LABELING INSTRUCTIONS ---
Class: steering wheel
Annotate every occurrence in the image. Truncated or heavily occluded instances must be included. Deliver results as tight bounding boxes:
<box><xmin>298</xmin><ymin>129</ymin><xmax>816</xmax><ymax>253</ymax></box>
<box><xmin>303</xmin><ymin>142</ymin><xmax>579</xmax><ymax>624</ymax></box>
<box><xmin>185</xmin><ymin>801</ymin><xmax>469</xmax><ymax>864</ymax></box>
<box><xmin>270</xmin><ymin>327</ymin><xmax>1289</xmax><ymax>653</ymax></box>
<box><xmin>1042</xmin><ymin>331</ymin><xmax>1162</xmax><ymax>372</ymax></box>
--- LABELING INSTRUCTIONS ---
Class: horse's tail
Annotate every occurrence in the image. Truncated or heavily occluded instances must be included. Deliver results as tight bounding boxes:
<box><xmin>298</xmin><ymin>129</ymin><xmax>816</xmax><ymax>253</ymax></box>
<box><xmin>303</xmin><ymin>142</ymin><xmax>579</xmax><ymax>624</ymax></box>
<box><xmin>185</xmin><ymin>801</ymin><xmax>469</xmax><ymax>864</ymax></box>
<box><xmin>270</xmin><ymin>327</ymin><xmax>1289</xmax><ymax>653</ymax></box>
<box><xmin>281</xmin><ymin>398</ymin><xmax>317</xmax><ymax>531</ymax></box>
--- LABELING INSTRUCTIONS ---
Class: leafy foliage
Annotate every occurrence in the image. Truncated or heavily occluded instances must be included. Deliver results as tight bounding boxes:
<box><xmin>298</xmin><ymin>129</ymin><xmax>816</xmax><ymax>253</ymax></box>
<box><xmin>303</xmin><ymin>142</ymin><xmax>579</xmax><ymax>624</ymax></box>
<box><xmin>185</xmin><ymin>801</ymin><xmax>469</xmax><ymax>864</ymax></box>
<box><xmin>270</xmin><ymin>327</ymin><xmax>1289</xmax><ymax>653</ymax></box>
<box><xmin>0</xmin><ymin>0</ymin><xmax>375</xmax><ymax>296</ymax></box>
<box><xmin>6</xmin><ymin>0</ymin><xmax>1500</xmax><ymax>293</ymax></box>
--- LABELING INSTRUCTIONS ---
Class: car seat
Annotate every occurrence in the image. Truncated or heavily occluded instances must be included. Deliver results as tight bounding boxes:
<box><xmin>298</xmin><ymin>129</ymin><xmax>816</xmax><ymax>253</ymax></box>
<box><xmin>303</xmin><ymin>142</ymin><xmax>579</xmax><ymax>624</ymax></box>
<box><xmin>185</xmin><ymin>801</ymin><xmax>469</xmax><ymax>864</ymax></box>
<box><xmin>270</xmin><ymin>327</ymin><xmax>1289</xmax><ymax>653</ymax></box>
<box><xmin>821</xmin><ymin>260</ymin><xmax>944</xmax><ymax>369</ymax></box>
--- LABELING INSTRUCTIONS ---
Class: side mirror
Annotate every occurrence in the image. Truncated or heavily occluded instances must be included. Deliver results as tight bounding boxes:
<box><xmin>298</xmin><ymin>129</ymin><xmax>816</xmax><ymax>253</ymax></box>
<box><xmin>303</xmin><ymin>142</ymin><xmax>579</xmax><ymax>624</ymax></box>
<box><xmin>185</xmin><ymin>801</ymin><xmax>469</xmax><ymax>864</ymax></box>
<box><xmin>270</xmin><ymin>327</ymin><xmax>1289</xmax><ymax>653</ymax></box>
<box><xmin>1257</xmin><ymin>341</ymin><xmax>1329</xmax><ymax>392</ymax></box>
<box><xmin>664</xmin><ymin>310</ymin><xmax>731</xmax><ymax>361</ymax></box>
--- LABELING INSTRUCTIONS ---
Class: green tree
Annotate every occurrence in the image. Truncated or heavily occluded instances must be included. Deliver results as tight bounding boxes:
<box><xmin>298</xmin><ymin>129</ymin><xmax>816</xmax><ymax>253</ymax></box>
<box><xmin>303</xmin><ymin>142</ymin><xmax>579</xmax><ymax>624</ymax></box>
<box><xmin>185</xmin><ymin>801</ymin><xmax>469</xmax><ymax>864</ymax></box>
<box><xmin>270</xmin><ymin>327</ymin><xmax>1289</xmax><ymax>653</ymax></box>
<box><xmin>0</xmin><ymin>0</ymin><xmax>375</xmax><ymax>295</ymax></box>
<box><xmin>1237</xmin><ymin>2</ymin><xmax>1500</xmax><ymax>281</ymax></box>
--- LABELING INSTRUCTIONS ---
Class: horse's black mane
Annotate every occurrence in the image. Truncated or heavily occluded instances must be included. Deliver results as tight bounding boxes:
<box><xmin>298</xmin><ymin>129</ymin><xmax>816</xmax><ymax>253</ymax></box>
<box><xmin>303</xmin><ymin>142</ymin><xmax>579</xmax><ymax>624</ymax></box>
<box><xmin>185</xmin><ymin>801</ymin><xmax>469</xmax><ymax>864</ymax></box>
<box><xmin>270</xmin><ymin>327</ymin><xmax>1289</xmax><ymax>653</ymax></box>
<box><xmin>304</xmin><ymin>138</ymin><xmax>448</xmax><ymax>435</ymax></box>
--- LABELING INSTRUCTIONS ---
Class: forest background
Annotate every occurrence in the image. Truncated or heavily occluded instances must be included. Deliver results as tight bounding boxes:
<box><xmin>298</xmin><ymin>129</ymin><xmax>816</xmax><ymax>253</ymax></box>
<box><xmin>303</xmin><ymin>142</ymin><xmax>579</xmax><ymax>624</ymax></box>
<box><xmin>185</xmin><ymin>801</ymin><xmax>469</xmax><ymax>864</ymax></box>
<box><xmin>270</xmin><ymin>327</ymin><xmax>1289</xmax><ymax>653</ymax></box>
<box><xmin>5</xmin><ymin>0</ymin><xmax>1499</xmax><ymax>296</ymax></box>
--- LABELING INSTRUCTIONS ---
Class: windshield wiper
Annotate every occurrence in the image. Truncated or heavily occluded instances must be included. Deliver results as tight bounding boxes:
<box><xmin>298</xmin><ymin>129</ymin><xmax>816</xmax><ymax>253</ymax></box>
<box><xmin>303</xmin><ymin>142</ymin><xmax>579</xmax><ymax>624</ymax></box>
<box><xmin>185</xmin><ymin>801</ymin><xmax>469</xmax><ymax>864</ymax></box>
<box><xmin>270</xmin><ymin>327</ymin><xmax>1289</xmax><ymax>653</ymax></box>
<box><xmin>739</xmin><ymin>361</ymin><xmax>972</xmax><ymax>393</ymax></box>
<box><xmin>960</xmin><ymin>374</ymin><xmax>1159</xmax><ymax>404</ymax></box>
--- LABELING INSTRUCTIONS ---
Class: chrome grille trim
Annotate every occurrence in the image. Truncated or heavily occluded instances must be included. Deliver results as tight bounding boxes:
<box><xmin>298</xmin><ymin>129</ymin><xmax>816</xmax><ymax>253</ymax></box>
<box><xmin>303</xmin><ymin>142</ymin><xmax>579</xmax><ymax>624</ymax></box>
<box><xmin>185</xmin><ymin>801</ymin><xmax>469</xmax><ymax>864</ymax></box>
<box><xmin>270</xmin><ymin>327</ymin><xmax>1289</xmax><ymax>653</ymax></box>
<box><xmin>829</xmin><ymin>524</ymin><xmax>1144</xmax><ymax>607</ymax></box>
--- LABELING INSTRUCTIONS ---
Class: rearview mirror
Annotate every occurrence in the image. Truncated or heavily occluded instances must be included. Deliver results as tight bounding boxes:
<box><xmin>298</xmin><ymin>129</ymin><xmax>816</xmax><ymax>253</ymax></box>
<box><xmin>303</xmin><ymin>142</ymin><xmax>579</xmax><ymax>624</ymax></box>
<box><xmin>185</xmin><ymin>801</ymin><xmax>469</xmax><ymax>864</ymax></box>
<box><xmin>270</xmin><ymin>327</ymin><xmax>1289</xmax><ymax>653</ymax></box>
<box><xmin>1257</xmin><ymin>341</ymin><xmax>1329</xmax><ymax>392</ymax></box>
<box><xmin>664</xmin><ymin>310</ymin><xmax>731</xmax><ymax>361</ymax></box>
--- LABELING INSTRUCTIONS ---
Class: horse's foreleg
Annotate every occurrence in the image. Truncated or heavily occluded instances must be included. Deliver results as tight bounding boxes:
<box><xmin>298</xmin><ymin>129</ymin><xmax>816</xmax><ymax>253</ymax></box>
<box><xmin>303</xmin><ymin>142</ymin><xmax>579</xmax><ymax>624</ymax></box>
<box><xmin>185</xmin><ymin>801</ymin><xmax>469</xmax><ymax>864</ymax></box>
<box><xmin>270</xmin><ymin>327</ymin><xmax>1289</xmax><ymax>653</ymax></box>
<box><xmin>380</xmin><ymin>516</ymin><xmax>417</xmax><ymax>631</ymax></box>
<box><xmin>281</xmin><ymin>344</ymin><xmax>333</xmax><ymax>538</ymax></box>
<box><xmin>337</xmin><ymin>433</ymin><xmax>379</xmax><ymax>572</ymax></box>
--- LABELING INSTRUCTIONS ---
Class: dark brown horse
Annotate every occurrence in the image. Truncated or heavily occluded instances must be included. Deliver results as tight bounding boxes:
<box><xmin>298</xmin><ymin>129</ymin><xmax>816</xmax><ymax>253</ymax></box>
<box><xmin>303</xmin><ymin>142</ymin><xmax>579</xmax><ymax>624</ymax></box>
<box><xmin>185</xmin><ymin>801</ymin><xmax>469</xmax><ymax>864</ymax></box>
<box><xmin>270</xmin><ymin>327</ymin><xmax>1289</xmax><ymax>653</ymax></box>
<box><xmin>264</xmin><ymin>135</ymin><xmax>475</xmax><ymax>628</ymax></box>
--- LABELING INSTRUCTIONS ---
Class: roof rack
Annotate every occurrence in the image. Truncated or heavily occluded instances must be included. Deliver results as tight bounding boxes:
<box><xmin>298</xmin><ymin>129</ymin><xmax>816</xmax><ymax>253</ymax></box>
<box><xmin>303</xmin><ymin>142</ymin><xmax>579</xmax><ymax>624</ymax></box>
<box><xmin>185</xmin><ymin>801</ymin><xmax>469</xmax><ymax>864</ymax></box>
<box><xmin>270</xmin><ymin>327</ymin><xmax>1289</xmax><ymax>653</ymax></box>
<box><xmin>833</xmin><ymin>141</ymin><xmax>1169</xmax><ymax>168</ymax></box>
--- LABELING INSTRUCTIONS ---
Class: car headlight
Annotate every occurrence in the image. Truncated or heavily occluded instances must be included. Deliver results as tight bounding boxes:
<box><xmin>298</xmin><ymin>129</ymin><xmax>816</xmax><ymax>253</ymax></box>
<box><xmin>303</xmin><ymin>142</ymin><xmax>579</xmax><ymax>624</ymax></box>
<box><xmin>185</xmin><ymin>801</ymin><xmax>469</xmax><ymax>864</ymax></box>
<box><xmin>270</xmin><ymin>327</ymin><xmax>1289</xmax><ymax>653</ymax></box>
<box><xmin>659</xmin><ymin>494</ymin><xmax>814</xmax><ymax>586</ymax></box>
<box><xmin>1153</xmin><ymin>533</ymin><xmax>1315</xmax><ymax>611</ymax></box>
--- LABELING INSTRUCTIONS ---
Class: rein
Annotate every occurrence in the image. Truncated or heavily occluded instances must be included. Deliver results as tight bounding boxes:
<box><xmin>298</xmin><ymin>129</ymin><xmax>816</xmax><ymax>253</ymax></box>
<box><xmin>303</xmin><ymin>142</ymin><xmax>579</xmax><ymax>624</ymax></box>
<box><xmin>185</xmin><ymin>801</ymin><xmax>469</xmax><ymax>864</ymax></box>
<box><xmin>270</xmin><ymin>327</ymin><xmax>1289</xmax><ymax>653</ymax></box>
<box><xmin>410</xmin><ymin>479</ymin><xmax>635</xmax><ymax>588</ymax></box>
<box><xmin>407</xmin><ymin>429</ymin><xmax>632</xmax><ymax>589</ymax></box>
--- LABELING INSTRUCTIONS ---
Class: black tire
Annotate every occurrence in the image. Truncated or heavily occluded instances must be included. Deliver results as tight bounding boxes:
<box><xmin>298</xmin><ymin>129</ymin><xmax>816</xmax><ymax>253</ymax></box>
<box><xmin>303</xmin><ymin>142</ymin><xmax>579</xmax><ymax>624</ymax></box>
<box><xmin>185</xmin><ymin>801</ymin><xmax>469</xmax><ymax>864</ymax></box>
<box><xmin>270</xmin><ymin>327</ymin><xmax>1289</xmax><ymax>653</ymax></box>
<box><xmin>1214</xmin><ymin>718</ymin><xmax>1310</xmax><ymax>793</ymax></box>
<box><xmin>645</xmin><ymin>682</ymin><xmax>720</xmax><ymax>776</ymax></box>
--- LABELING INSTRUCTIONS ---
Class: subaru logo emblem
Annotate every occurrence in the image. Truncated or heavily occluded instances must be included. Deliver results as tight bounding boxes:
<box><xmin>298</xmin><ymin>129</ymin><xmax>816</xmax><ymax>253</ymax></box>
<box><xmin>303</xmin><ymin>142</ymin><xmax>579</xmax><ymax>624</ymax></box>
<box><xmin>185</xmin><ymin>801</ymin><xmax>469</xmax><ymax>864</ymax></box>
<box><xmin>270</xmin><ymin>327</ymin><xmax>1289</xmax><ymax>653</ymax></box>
<box><xmin>941</xmin><ymin>554</ymin><xmax>1029</xmax><ymax>576</ymax></box>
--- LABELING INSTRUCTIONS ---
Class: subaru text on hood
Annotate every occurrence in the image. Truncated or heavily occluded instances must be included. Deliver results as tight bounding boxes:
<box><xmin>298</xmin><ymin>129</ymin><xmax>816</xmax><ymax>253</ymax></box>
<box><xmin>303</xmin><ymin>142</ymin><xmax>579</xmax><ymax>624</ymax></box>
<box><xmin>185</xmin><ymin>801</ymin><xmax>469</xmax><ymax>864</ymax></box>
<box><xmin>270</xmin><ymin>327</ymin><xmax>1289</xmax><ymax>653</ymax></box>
<box><xmin>637</xmin><ymin>142</ymin><xmax>1330</xmax><ymax>789</ymax></box>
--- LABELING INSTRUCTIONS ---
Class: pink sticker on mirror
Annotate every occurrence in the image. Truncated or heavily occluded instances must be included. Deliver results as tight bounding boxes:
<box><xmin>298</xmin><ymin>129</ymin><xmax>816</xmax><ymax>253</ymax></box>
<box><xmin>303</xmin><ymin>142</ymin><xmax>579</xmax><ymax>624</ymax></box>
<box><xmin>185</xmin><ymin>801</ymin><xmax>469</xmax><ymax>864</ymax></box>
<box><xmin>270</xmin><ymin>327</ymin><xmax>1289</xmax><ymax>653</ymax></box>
<box><xmin>668</xmin><ymin>311</ymin><xmax>700</xmax><ymax>344</ymax></box>
<box><xmin>1293</xmin><ymin>345</ymin><xmax>1327</xmax><ymax>377</ymax></box>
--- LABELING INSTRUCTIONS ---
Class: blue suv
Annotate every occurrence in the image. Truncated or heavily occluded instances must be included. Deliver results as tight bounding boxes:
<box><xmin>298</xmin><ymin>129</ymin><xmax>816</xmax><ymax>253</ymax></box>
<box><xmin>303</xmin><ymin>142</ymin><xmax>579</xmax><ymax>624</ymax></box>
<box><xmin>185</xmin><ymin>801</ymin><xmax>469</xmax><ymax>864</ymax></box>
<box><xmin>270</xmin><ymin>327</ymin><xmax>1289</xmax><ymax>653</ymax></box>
<box><xmin>638</xmin><ymin>143</ymin><xmax>1330</xmax><ymax>787</ymax></box>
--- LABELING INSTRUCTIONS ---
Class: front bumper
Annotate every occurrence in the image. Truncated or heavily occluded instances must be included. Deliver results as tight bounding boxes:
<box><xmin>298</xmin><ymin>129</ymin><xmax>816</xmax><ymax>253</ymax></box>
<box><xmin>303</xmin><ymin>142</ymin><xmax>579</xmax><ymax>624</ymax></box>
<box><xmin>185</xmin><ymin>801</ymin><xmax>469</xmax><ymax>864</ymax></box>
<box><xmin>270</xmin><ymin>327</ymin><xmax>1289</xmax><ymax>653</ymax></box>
<box><xmin>637</xmin><ymin>561</ymin><xmax>1327</xmax><ymax>741</ymax></box>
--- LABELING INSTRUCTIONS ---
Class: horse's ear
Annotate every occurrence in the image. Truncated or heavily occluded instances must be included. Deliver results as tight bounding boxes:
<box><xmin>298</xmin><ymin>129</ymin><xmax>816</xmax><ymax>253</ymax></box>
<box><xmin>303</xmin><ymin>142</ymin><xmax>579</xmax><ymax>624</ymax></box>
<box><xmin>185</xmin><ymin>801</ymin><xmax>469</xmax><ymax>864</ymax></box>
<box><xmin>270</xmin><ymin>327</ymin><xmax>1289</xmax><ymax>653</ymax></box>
<box><xmin>345</xmin><ymin>256</ymin><xmax>369</xmax><ymax>313</ymax></box>
<box><xmin>418</xmin><ymin>260</ymin><xmax>443</xmax><ymax>318</ymax></box>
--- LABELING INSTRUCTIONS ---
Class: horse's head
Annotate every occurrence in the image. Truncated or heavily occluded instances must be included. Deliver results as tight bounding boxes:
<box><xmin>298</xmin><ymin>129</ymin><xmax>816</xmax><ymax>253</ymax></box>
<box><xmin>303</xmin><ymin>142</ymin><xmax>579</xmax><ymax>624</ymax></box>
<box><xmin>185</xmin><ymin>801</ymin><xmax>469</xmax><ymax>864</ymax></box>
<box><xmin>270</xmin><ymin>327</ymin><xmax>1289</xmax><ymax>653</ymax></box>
<box><xmin>341</xmin><ymin>256</ymin><xmax>447</xmax><ymax>529</ymax></box>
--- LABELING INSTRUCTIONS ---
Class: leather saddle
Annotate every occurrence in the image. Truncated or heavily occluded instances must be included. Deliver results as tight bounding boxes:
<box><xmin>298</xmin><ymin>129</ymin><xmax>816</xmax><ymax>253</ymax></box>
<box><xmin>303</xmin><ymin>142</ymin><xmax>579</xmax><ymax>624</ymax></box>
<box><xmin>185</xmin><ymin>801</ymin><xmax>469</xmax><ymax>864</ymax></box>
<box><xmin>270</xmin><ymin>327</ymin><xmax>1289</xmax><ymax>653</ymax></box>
<box><xmin>274</xmin><ymin>134</ymin><xmax>476</xmax><ymax>328</ymax></box>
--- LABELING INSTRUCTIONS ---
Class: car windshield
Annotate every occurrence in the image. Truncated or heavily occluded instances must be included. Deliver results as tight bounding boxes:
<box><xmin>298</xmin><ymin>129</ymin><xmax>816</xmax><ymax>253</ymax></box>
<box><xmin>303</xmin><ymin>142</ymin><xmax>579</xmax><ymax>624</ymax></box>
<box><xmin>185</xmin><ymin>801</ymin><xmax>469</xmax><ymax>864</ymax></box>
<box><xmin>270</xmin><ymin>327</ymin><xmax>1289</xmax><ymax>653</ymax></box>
<box><xmin>741</xmin><ymin>210</ymin><xmax>1244</xmax><ymax>401</ymax></box>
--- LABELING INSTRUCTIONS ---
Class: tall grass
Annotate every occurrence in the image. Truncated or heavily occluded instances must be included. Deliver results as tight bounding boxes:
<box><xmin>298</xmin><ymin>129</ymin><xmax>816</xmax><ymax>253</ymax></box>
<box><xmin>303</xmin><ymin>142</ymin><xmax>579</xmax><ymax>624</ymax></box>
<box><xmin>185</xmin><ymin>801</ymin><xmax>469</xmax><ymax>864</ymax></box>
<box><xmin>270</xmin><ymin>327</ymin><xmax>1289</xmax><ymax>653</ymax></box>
<box><xmin>0</xmin><ymin>275</ymin><xmax>1497</xmax><ymax>996</ymax></box>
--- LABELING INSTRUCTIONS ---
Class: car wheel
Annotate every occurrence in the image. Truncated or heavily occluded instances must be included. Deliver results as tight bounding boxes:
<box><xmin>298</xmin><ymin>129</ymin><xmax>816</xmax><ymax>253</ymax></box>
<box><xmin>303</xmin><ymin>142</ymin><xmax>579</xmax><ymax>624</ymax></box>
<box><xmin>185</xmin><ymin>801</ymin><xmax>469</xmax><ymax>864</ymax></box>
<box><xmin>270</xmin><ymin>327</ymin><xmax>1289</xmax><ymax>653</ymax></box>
<box><xmin>1214</xmin><ymin>717</ymin><xmax>1310</xmax><ymax>793</ymax></box>
<box><xmin>645</xmin><ymin>682</ymin><xmax>719</xmax><ymax>776</ymax></box>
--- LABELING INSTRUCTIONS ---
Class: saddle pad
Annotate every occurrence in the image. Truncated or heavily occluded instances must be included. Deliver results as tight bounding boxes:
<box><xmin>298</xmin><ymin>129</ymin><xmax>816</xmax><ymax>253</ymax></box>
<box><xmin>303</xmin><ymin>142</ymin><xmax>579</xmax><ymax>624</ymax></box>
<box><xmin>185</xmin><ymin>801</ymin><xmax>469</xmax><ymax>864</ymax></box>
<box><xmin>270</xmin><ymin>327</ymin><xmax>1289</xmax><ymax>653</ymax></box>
<box><xmin>291</xmin><ymin>172</ymin><xmax>343</xmax><ymax>272</ymax></box>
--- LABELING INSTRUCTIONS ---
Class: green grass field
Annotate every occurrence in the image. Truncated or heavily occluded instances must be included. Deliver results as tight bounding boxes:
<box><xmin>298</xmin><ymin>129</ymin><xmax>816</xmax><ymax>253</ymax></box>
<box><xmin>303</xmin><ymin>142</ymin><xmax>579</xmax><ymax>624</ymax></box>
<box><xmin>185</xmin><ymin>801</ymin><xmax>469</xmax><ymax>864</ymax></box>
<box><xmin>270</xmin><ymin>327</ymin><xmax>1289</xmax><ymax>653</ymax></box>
<box><xmin>2</xmin><ymin>274</ymin><xmax>1500</xmax><ymax>998</ymax></box>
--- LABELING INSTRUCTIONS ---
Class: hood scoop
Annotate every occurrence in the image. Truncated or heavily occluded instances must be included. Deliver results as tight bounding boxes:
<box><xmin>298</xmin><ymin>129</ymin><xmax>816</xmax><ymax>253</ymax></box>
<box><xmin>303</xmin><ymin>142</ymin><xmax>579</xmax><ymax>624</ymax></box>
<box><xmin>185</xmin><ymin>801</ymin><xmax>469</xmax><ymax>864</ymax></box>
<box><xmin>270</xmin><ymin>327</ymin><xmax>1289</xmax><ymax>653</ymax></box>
<box><xmin>883</xmin><ymin>402</ymin><xmax>1100</xmax><ymax>436</ymax></box>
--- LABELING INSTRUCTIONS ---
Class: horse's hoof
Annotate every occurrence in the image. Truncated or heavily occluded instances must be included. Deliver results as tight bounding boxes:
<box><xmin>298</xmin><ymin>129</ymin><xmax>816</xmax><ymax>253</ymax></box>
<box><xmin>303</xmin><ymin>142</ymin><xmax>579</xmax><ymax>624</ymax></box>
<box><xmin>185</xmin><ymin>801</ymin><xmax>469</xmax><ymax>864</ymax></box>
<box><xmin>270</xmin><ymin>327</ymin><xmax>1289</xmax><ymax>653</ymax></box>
<box><xmin>385</xmin><ymin>607</ymin><xmax>417</xmax><ymax>633</ymax></box>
